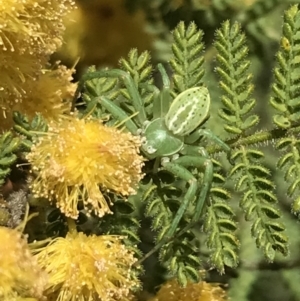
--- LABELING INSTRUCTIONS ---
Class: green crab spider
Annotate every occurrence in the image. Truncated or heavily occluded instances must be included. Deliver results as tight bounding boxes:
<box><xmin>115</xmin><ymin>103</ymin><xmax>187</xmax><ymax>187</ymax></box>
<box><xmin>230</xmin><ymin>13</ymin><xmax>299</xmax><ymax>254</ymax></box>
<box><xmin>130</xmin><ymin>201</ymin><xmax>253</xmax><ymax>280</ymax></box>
<box><xmin>74</xmin><ymin>64</ymin><xmax>231</xmax><ymax>259</ymax></box>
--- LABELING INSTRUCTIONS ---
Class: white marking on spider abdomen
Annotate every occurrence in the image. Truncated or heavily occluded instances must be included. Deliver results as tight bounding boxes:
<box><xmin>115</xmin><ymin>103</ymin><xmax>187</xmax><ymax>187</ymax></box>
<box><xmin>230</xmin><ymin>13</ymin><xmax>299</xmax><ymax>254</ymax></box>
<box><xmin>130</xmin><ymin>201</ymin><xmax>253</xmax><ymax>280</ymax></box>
<box><xmin>165</xmin><ymin>87</ymin><xmax>210</xmax><ymax>136</ymax></box>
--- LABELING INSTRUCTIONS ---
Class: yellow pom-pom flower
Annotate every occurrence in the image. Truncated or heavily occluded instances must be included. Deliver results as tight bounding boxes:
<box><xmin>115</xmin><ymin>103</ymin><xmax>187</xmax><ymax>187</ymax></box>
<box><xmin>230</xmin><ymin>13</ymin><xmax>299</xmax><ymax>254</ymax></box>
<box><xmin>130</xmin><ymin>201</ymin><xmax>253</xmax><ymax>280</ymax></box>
<box><xmin>0</xmin><ymin>0</ymin><xmax>76</xmax><ymax>54</ymax></box>
<box><xmin>34</xmin><ymin>232</ymin><xmax>140</xmax><ymax>301</ymax></box>
<box><xmin>18</xmin><ymin>65</ymin><xmax>76</xmax><ymax>119</ymax></box>
<box><xmin>0</xmin><ymin>0</ymin><xmax>76</xmax><ymax>117</ymax></box>
<box><xmin>0</xmin><ymin>226</ymin><xmax>47</xmax><ymax>301</ymax></box>
<box><xmin>26</xmin><ymin>116</ymin><xmax>144</xmax><ymax>218</ymax></box>
<box><xmin>0</xmin><ymin>64</ymin><xmax>76</xmax><ymax>130</ymax></box>
<box><xmin>150</xmin><ymin>278</ymin><xmax>227</xmax><ymax>301</ymax></box>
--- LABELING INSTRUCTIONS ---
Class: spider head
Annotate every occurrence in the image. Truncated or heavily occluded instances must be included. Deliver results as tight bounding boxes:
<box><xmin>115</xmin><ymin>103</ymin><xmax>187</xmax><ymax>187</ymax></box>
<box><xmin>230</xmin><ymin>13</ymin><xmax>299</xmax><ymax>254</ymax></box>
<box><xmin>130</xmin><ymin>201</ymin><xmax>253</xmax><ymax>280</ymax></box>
<box><xmin>141</xmin><ymin>118</ymin><xmax>184</xmax><ymax>159</ymax></box>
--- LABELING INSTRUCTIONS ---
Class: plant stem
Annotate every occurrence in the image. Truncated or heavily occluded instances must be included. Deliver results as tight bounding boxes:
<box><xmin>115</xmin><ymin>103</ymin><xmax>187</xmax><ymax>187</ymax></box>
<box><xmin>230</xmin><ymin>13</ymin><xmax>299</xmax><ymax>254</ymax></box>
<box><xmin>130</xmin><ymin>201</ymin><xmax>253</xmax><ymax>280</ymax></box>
<box><xmin>208</xmin><ymin>124</ymin><xmax>300</xmax><ymax>155</ymax></box>
<box><xmin>67</xmin><ymin>217</ymin><xmax>77</xmax><ymax>235</ymax></box>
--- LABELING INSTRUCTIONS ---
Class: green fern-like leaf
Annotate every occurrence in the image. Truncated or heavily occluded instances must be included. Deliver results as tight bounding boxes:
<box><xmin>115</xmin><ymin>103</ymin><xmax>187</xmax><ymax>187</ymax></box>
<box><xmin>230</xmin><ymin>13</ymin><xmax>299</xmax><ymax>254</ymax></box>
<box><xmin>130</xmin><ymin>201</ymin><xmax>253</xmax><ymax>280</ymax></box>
<box><xmin>215</xmin><ymin>20</ymin><xmax>289</xmax><ymax>260</ymax></box>
<box><xmin>204</xmin><ymin>159</ymin><xmax>239</xmax><ymax>273</ymax></box>
<box><xmin>170</xmin><ymin>21</ymin><xmax>205</xmax><ymax>94</ymax></box>
<box><xmin>144</xmin><ymin>170</ymin><xmax>202</xmax><ymax>283</ymax></box>
<box><xmin>119</xmin><ymin>49</ymin><xmax>155</xmax><ymax>119</ymax></box>
<box><xmin>229</xmin><ymin>148</ymin><xmax>289</xmax><ymax>259</ymax></box>
<box><xmin>161</xmin><ymin>235</ymin><xmax>202</xmax><ymax>287</ymax></box>
<box><xmin>145</xmin><ymin>171</ymin><xmax>183</xmax><ymax>242</ymax></box>
<box><xmin>268</xmin><ymin>5</ymin><xmax>300</xmax><ymax>216</ymax></box>
<box><xmin>270</xmin><ymin>5</ymin><xmax>300</xmax><ymax>128</ymax></box>
<box><xmin>99</xmin><ymin>194</ymin><xmax>142</xmax><ymax>258</ymax></box>
<box><xmin>0</xmin><ymin>131</ymin><xmax>20</xmax><ymax>185</ymax></box>
<box><xmin>215</xmin><ymin>20</ymin><xmax>259</xmax><ymax>136</ymax></box>
<box><xmin>13</xmin><ymin>112</ymin><xmax>48</xmax><ymax>151</ymax></box>
<box><xmin>79</xmin><ymin>66</ymin><xmax>119</xmax><ymax>119</ymax></box>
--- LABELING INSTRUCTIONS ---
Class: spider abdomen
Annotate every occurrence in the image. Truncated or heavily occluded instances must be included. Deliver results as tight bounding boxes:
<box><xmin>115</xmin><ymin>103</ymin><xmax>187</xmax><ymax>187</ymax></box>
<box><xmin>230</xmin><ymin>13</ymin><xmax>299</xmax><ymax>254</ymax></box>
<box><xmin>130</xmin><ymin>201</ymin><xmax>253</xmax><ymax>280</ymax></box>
<box><xmin>165</xmin><ymin>87</ymin><xmax>210</xmax><ymax>136</ymax></box>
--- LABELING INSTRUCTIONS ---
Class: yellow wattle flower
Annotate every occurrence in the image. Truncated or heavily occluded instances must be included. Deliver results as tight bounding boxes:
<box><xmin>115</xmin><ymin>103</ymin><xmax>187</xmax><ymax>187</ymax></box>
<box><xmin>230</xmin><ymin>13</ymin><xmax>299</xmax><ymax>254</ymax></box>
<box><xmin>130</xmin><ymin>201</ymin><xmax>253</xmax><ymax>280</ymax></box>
<box><xmin>0</xmin><ymin>226</ymin><xmax>47</xmax><ymax>301</ymax></box>
<box><xmin>151</xmin><ymin>278</ymin><xmax>227</xmax><ymax>301</ymax></box>
<box><xmin>33</xmin><ymin>232</ymin><xmax>140</xmax><ymax>301</ymax></box>
<box><xmin>0</xmin><ymin>0</ymin><xmax>75</xmax><ymax>54</ymax></box>
<box><xmin>19</xmin><ymin>65</ymin><xmax>76</xmax><ymax>120</ymax></box>
<box><xmin>26</xmin><ymin>116</ymin><xmax>144</xmax><ymax>218</ymax></box>
<box><xmin>0</xmin><ymin>64</ymin><xmax>76</xmax><ymax>130</ymax></box>
<box><xmin>0</xmin><ymin>0</ymin><xmax>76</xmax><ymax>118</ymax></box>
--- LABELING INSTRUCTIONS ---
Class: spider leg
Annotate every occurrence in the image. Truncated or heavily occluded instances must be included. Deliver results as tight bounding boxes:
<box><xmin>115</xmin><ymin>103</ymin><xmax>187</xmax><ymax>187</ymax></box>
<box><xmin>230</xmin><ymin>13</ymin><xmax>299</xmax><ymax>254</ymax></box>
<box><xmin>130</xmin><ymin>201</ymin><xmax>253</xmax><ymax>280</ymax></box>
<box><xmin>155</xmin><ymin>63</ymin><xmax>172</xmax><ymax>118</ymax></box>
<box><xmin>138</xmin><ymin>83</ymin><xmax>161</xmax><ymax>120</ymax></box>
<box><xmin>185</xmin><ymin>128</ymin><xmax>233</xmax><ymax>164</ymax></box>
<box><xmin>73</xmin><ymin>69</ymin><xmax>147</xmax><ymax>126</ymax></box>
<box><xmin>137</xmin><ymin>154</ymin><xmax>213</xmax><ymax>263</ymax></box>
<box><xmin>139</xmin><ymin>64</ymin><xmax>172</xmax><ymax>119</ymax></box>
<box><xmin>94</xmin><ymin>96</ymin><xmax>139</xmax><ymax>135</ymax></box>
<box><xmin>174</xmin><ymin>153</ymin><xmax>214</xmax><ymax>222</ymax></box>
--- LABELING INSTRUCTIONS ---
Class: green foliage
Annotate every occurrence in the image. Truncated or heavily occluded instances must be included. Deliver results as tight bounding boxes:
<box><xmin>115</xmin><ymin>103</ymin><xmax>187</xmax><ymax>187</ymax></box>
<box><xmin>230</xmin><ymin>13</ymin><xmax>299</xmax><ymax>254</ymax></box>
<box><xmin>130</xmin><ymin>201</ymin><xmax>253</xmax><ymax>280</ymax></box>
<box><xmin>76</xmin><ymin>65</ymin><xmax>119</xmax><ymax>120</ymax></box>
<box><xmin>4</xmin><ymin>2</ymin><xmax>300</xmax><ymax>300</ymax></box>
<box><xmin>269</xmin><ymin>6</ymin><xmax>300</xmax><ymax>216</ymax></box>
<box><xmin>170</xmin><ymin>22</ymin><xmax>205</xmax><ymax>94</ymax></box>
<box><xmin>119</xmin><ymin>49</ymin><xmax>155</xmax><ymax>117</ymax></box>
<box><xmin>204</xmin><ymin>159</ymin><xmax>239</xmax><ymax>273</ymax></box>
<box><xmin>214</xmin><ymin>19</ymin><xmax>289</xmax><ymax>260</ymax></box>
<box><xmin>215</xmin><ymin>20</ymin><xmax>258</xmax><ymax>135</ymax></box>
<box><xmin>99</xmin><ymin>194</ymin><xmax>142</xmax><ymax>257</ymax></box>
<box><xmin>12</xmin><ymin>111</ymin><xmax>48</xmax><ymax>151</ymax></box>
<box><xmin>0</xmin><ymin>131</ymin><xmax>20</xmax><ymax>185</ymax></box>
<box><xmin>72</xmin><ymin>6</ymin><xmax>300</xmax><ymax>287</ymax></box>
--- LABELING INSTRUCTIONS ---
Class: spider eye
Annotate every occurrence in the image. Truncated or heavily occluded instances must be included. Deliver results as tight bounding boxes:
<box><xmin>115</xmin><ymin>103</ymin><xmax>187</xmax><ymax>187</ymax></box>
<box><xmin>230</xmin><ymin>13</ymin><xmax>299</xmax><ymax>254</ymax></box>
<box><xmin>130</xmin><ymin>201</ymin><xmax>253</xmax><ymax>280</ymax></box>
<box><xmin>136</xmin><ymin>129</ymin><xmax>143</xmax><ymax>135</ymax></box>
<box><xmin>141</xmin><ymin>137</ymin><xmax>147</xmax><ymax>145</ymax></box>
<box><xmin>146</xmin><ymin>145</ymin><xmax>157</xmax><ymax>154</ymax></box>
